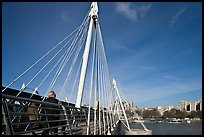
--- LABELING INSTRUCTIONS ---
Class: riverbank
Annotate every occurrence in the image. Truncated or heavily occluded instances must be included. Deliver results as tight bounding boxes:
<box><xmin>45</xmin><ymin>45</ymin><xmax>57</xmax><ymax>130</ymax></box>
<box><xmin>139</xmin><ymin>118</ymin><xmax>202</xmax><ymax>124</ymax></box>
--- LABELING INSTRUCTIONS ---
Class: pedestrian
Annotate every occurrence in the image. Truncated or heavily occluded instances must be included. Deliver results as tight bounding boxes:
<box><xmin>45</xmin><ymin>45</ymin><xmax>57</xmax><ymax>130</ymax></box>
<box><xmin>27</xmin><ymin>102</ymin><xmax>39</xmax><ymax>135</ymax></box>
<box><xmin>41</xmin><ymin>91</ymin><xmax>60</xmax><ymax>135</ymax></box>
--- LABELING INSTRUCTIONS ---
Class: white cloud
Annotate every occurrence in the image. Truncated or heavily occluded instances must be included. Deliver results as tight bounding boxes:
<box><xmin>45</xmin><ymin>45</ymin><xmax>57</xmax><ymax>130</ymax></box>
<box><xmin>60</xmin><ymin>11</ymin><xmax>71</xmax><ymax>21</ymax></box>
<box><xmin>108</xmin><ymin>38</ymin><xmax>135</xmax><ymax>54</ymax></box>
<box><xmin>124</xmin><ymin>78</ymin><xmax>201</xmax><ymax>105</ymax></box>
<box><xmin>114</xmin><ymin>2</ymin><xmax>152</xmax><ymax>22</ymax></box>
<box><xmin>170</xmin><ymin>6</ymin><xmax>187</xmax><ymax>27</ymax></box>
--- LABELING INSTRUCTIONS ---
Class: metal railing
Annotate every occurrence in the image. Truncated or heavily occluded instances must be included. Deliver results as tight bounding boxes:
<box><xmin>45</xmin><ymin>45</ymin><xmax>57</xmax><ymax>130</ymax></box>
<box><xmin>2</xmin><ymin>88</ymin><xmax>116</xmax><ymax>135</ymax></box>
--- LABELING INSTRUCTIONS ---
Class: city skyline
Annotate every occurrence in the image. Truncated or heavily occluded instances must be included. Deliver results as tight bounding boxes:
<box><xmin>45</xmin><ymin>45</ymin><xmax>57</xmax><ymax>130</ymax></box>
<box><xmin>130</xmin><ymin>99</ymin><xmax>202</xmax><ymax>110</ymax></box>
<box><xmin>2</xmin><ymin>2</ymin><xmax>202</xmax><ymax>108</ymax></box>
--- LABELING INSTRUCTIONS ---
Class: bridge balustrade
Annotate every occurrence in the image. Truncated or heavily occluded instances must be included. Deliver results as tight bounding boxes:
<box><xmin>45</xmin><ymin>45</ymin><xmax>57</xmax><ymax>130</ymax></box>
<box><xmin>2</xmin><ymin>88</ymin><xmax>114</xmax><ymax>135</ymax></box>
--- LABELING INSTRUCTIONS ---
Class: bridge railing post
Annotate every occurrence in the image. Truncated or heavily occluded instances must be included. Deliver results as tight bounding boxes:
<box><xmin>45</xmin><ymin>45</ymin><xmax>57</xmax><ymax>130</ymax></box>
<box><xmin>62</xmin><ymin>105</ymin><xmax>72</xmax><ymax>135</ymax></box>
<box><xmin>2</xmin><ymin>98</ymin><xmax>14</xmax><ymax>135</ymax></box>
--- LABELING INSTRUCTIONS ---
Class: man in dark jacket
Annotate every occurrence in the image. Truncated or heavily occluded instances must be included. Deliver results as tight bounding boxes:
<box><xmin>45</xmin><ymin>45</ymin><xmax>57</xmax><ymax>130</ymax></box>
<box><xmin>41</xmin><ymin>91</ymin><xmax>60</xmax><ymax>135</ymax></box>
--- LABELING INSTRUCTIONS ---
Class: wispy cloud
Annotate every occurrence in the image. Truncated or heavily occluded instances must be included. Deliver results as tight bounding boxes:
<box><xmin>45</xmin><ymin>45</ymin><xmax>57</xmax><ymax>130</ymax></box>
<box><xmin>60</xmin><ymin>11</ymin><xmax>71</xmax><ymax>21</ymax></box>
<box><xmin>123</xmin><ymin>78</ymin><xmax>201</xmax><ymax>107</ymax></box>
<box><xmin>114</xmin><ymin>2</ymin><xmax>152</xmax><ymax>22</ymax></box>
<box><xmin>108</xmin><ymin>41</ymin><xmax>165</xmax><ymax>82</ymax></box>
<box><xmin>108</xmin><ymin>38</ymin><xmax>135</xmax><ymax>54</ymax></box>
<box><xmin>126</xmin><ymin>64</ymin><xmax>159</xmax><ymax>73</ymax></box>
<box><xmin>170</xmin><ymin>6</ymin><xmax>187</xmax><ymax>27</ymax></box>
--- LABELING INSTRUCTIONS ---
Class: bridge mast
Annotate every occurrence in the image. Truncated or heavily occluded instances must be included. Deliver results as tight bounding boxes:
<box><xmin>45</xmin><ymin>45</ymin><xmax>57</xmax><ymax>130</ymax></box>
<box><xmin>75</xmin><ymin>2</ymin><xmax>98</xmax><ymax>108</ymax></box>
<box><xmin>112</xmin><ymin>79</ymin><xmax>131</xmax><ymax>131</ymax></box>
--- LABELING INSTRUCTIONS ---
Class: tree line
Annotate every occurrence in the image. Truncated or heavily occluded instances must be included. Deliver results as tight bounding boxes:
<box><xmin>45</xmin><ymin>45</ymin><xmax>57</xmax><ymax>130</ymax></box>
<box><xmin>138</xmin><ymin>108</ymin><xmax>202</xmax><ymax>119</ymax></box>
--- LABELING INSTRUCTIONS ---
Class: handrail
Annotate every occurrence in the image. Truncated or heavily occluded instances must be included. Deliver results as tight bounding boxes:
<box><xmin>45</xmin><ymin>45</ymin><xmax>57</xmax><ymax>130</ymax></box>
<box><xmin>2</xmin><ymin>92</ymin><xmax>115</xmax><ymax>135</ymax></box>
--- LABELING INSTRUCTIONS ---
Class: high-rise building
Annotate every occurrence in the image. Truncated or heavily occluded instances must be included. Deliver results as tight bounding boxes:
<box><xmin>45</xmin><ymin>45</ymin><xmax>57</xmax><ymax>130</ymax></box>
<box><xmin>179</xmin><ymin>101</ymin><xmax>187</xmax><ymax>111</ymax></box>
<box><xmin>179</xmin><ymin>100</ymin><xmax>202</xmax><ymax>112</ymax></box>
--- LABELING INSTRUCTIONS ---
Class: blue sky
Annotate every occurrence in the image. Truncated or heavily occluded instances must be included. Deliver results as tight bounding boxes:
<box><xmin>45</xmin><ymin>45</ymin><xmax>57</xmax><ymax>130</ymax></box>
<box><xmin>2</xmin><ymin>2</ymin><xmax>202</xmax><ymax>109</ymax></box>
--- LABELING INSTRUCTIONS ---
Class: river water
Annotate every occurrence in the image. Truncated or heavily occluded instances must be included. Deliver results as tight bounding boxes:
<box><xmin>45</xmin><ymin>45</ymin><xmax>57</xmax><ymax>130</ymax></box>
<box><xmin>130</xmin><ymin>122</ymin><xmax>202</xmax><ymax>135</ymax></box>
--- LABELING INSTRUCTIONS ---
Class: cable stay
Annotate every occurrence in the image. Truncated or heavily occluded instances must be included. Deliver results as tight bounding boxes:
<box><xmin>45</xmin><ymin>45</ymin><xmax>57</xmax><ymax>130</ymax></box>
<box><xmin>2</xmin><ymin>2</ymin><xmax>152</xmax><ymax>135</ymax></box>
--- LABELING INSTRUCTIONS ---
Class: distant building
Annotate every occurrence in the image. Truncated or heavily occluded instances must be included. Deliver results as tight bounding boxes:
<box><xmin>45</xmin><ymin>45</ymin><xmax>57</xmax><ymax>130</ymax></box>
<box><xmin>123</xmin><ymin>101</ymin><xmax>132</xmax><ymax>111</ymax></box>
<box><xmin>122</xmin><ymin>101</ymin><xmax>139</xmax><ymax>112</ymax></box>
<box><xmin>143</xmin><ymin>108</ymin><xmax>154</xmax><ymax>111</ymax></box>
<box><xmin>156</xmin><ymin>106</ymin><xmax>162</xmax><ymax>110</ymax></box>
<box><xmin>166</xmin><ymin>106</ymin><xmax>174</xmax><ymax>111</ymax></box>
<box><xmin>179</xmin><ymin>100</ymin><xmax>202</xmax><ymax>112</ymax></box>
<box><xmin>155</xmin><ymin>106</ymin><xmax>165</xmax><ymax>115</ymax></box>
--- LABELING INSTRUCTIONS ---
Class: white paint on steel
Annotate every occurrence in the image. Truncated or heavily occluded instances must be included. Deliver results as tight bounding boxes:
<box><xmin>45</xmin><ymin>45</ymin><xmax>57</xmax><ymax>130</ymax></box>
<box><xmin>75</xmin><ymin>2</ymin><xmax>98</xmax><ymax>108</ymax></box>
<box><xmin>112</xmin><ymin>79</ymin><xmax>131</xmax><ymax>131</ymax></box>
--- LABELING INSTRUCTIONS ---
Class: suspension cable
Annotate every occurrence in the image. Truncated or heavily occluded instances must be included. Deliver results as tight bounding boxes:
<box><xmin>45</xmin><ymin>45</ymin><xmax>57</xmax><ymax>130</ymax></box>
<box><xmin>37</xmin><ymin>6</ymin><xmax>91</xmax><ymax>114</ymax></box>
<box><xmin>102</xmin><ymin>64</ymin><xmax>111</xmax><ymax>134</ymax></box>
<box><xmin>16</xmin><ymin>27</ymin><xmax>79</xmax><ymax>97</ymax></box>
<box><xmin>16</xmin><ymin>30</ymin><xmax>81</xmax><ymax>97</ymax></box>
<box><xmin>105</xmin><ymin>74</ymin><xmax>112</xmax><ymax>132</ymax></box>
<box><xmin>42</xmin><ymin>21</ymin><xmax>85</xmax><ymax>100</ymax></box>
<box><xmin>59</xmin><ymin>19</ymin><xmax>89</xmax><ymax>100</ymax></box>
<box><xmin>46</xmin><ymin>16</ymin><xmax>90</xmax><ymax>94</ymax></box>
<box><xmin>67</xmin><ymin>57</ymin><xmax>82</xmax><ymax>103</ymax></box>
<box><xmin>93</xmin><ymin>52</ymin><xmax>97</xmax><ymax>135</ymax></box>
<box><xmin>86</xmin><ymin>24</ymin><xmax>97</xmax><ymax>135</ymax></box>
<box><xmin>36</xmin><ymin>39</ymin><xmax>75</xmax><ymax>90</ymax></box>
<box><xmin>36</xmin><ymin>6</ymin><xmax>90</xmax><ymax>95</ymax></box>
<box><xmin>2</xmin><ymin>25</ymin><xmax>81</xmax><ymax>93</ymax></box>
<box><xmin>99</xmin><ymin>60</ymin><xmax>106</xmax><ymax>134</ymax></box>
<box><xmin>97</xmin><ymin>21</ymin><xmax>116</xmax><ymax>130</ymax></box>
<box><xmin>97</xmin><ymin>45</ymin><xmax>102</xmax><ymax>135</ymax></box>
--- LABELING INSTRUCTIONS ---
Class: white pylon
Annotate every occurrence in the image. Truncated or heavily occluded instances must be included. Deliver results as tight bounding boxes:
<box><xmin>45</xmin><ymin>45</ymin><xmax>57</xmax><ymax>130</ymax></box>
<box><xmin>75</xmin><ymin>2</ymin><xmax>99</xmax><ymax>108</ymax></box>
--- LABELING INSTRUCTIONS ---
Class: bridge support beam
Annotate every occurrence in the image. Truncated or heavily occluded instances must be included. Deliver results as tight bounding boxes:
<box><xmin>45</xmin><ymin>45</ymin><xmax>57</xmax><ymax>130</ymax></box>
<box><xmin>75</xmin><ymin>2</ymin><xmax>98</xmax><ymax>108</ymax></box>
<box><xmin>112</xmin><ymin>79</ymin><xmax>131</xmax><ymax>131</ymax></box>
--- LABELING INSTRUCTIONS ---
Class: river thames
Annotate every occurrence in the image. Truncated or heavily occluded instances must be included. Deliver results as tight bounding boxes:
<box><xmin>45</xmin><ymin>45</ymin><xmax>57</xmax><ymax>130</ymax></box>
<box><xmin>130</xmin><ymin>121</ymin><xmax>202</xmax><ymax>135</ymax></box>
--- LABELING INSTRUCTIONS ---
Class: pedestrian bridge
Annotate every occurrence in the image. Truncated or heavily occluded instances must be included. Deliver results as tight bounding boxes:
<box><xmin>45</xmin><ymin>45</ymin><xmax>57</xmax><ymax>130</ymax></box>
<box><xmin>2</xmin><ymin>2</ymin><xmax>151</xmax><ymax>135</ymax></box>
<box><xmin>2</xmin><ymin>83</ymin><xmax>133</xmax><ymax>135</ymax></box>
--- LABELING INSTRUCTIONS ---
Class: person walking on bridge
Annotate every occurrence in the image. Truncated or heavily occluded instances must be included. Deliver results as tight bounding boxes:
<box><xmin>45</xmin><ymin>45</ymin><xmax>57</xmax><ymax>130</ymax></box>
<box><xmin>41</xmin><ymin>91</ymin><xmax>60</xmax><ymax>135</ymax></box>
